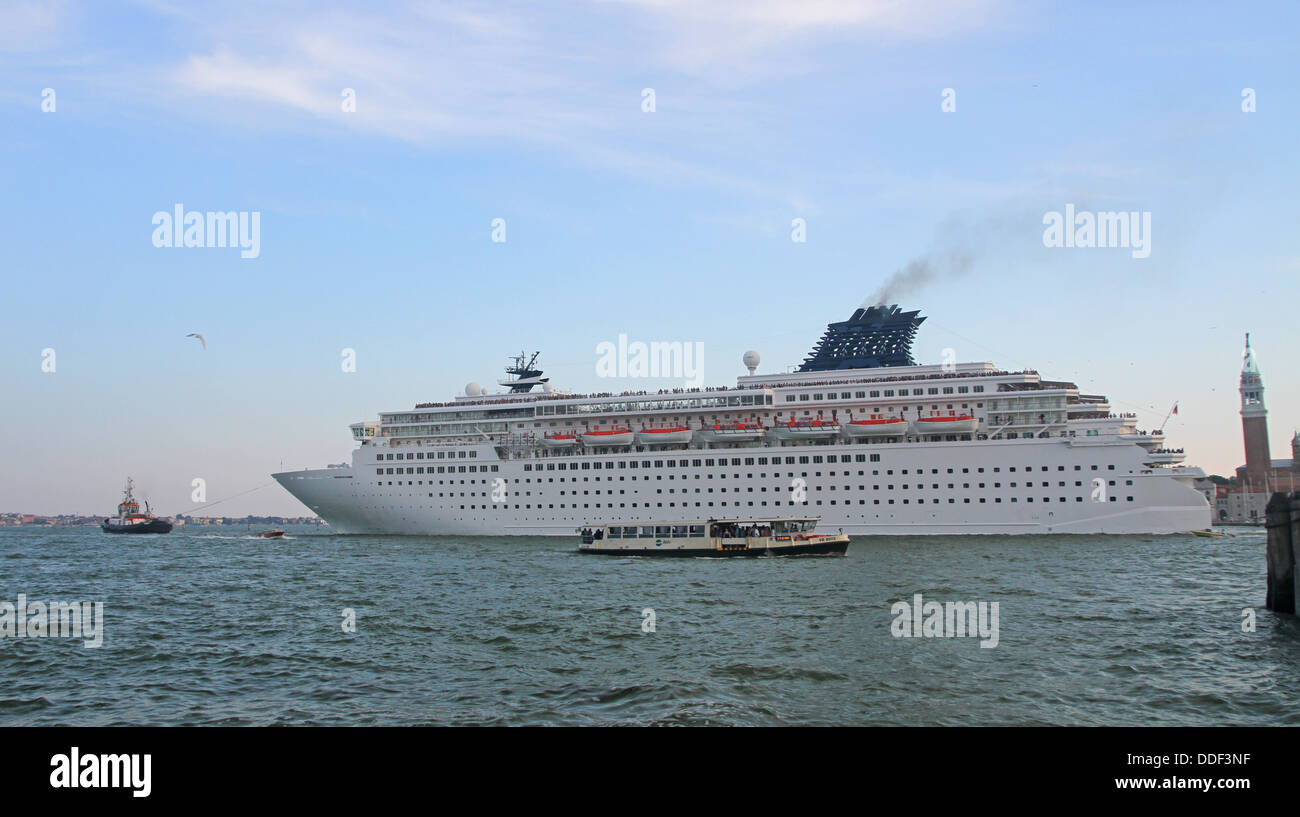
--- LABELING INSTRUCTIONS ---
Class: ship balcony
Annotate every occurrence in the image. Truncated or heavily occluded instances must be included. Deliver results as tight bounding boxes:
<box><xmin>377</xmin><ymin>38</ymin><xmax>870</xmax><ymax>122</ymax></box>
<box><xmin>1128</xmin><ymin>431</ymin><xmax>1165</xmax><ymax>448</ymax></box>
<box><xmin>1143</xmin><ymin>448</ymin><xmax>1186</xmax><ymax>465</ymax></box>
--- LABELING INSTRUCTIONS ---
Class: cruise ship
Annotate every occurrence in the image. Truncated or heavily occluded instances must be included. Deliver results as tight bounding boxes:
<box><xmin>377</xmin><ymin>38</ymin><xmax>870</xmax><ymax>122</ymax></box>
<box><xmin>273</xmin><ymin>305</ymin><xmax>1211</xmax><ymax>535</ymax></box>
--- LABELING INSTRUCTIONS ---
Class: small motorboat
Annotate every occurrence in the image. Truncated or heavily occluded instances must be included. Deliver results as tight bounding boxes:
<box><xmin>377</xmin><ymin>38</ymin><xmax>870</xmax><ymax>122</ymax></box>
<box><xmin>257</xmin><ymin>530</ymin><xmax>286</xmax><ymax>539</ymax></box>
<box><xmin>101</xmin><ymin>478</ymin><xmax>173</xmax><ymax>534</ymax></box>
<box><xmin>1192</xmin><ymin>529</ymin><xmax>1228</xmax><ymax>538</ymax></box>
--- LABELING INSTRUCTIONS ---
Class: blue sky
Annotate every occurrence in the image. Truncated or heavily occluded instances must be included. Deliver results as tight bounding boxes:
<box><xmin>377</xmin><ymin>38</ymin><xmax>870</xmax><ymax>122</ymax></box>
<box><xmin>2</xmin><ymin>0</ymin><xmax>1297</xmax><ymax>515</ymax></box>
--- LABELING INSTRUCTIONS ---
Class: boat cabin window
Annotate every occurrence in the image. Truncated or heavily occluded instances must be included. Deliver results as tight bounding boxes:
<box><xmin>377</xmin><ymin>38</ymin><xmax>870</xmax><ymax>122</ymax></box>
<box><xmin>671</xmin><ymin>525</ymin><xmax>689</xmax><ymax>538</ymax></box>
<box><xmin>688</xmin><ymin>525</ymin><xmax>705</xmax><ymax>537</ymax></box>
<box><xmin>639</xmin><ymin>526</ymin><xmax>655</xmax><ymax>538</ymax></box>
<box><xmin>606</xmin><ymin>527</ymin><xmax>622</xmax><ymax>539</ymax></box>
<box><xmin>654</xmin><ymin>525</ymin><xmax>672</xmax><ymax>537</ymax></box>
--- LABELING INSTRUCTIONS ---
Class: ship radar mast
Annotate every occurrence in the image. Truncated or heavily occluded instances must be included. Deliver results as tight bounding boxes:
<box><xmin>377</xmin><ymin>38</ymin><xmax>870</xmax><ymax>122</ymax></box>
<box><xmin>499</xmin><ymin>351</ymin><xmax>549</xmax><ymax>393</ymax></box>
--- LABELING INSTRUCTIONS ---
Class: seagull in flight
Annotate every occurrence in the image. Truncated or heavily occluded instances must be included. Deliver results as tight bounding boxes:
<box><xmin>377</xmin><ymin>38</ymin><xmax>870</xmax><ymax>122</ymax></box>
<box><xmin>186</xmin><ymin>333</ymin><xmax>206</xmax><ymax>350</ymax></box>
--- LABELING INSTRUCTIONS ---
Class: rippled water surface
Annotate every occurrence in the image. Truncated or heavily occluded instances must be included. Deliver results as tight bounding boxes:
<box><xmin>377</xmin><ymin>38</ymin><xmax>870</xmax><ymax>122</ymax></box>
<box><xmin>1</xmin><ymin>526</ymin><xmax>1296</xmax><ymax>725</ymax></box>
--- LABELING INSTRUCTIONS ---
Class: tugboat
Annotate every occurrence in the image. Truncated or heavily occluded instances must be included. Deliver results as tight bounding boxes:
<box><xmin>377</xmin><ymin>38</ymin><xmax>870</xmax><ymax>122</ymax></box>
<box><xmin>577</xmin><ymin>516</ymin><xmax>848</xmax><ymax>557</ymax></box>
<box><xmin>101</xmin><ymin>478</ymin><xmax>173</xmax><ymax>534</ymax></box>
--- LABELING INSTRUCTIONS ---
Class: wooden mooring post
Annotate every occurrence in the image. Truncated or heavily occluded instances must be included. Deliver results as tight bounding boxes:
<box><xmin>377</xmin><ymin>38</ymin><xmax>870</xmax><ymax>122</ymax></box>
<box><xmin>1264</xmin><ymin>492</ymin><xmax>1297</xmax><ymax>614</ymax></box>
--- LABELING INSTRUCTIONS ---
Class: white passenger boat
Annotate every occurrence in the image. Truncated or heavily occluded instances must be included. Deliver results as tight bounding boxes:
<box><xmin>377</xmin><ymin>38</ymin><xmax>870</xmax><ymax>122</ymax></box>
<box><xmin>577</xmin><ymin>516</ymin><xmax>849</xmax><ymax>557</ymax></box>
<box><xmin>635</xmin><ymin>425</ymin><xmax>694</xmax><ymax>445</ymax></box>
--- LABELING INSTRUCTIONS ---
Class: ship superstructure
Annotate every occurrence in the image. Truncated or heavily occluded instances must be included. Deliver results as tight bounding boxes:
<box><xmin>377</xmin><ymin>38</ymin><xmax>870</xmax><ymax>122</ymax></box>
<box><xmin>273</xmin><ymin>305</ymin><xmax>1210</xmax><ymax>536</ymax></box>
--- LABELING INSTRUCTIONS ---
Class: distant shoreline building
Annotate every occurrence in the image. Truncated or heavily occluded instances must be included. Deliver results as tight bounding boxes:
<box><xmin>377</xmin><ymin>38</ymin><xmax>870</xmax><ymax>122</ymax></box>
<box><xmin>1214</xmin><ymin>335</ymin><xmax>1299</xmax><ymax>524</ymax></box>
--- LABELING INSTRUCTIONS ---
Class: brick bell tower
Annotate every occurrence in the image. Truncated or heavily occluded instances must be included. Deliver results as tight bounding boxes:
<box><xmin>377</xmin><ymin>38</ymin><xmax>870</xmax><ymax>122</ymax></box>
<box><xmin>1240</xmin><ymin>333</ymin><xmax>1271</xmax><ymax>487</ymax></box>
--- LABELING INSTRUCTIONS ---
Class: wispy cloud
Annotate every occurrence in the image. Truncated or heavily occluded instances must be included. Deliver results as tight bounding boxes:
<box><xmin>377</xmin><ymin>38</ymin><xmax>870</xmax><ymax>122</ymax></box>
<box><xmin>4</xmin><ymin>0</ymin><xmax>1006</xmax><ymax>197</ymax></box>
<box><xmin>0</xmin><ymin>0</ymin><xmax>71</xmax><ymax>52</ymax></box>
<box><xmin>609</xmin><ymin>0</ymin><xmax>1005</xmax><ymax>76</ymax></box>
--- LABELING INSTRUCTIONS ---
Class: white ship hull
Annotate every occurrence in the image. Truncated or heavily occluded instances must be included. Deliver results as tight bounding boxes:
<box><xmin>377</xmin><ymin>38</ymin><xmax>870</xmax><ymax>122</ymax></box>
<box><xmin>274</xmin><ymin>435</ymin><xmax>1211</xmax><ymax>536</ymax></box>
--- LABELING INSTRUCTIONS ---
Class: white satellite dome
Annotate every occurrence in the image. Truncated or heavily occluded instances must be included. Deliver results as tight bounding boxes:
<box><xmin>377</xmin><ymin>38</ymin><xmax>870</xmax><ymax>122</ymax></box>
<box><xmin>743</xmin><ymin>350</ymin><xmax>760</xmax><ymax>375</ymax></box>
<box><xmin>542</xmin><ymin>382</ymin><xmax>554</xmax><ymax>393</ymax></box>
<box><xmin>479</xmin><ymin>386</ymin><xmax>489</xmax><ymax>396</ymax></box>
<box><xmin>466</xmin><ymin>382</ymin><xmax>482</xmax><ymax>397</ymax></box>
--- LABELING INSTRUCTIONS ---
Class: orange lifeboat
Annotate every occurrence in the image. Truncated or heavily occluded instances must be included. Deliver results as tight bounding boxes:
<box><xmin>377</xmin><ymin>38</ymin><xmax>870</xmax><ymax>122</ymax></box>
<box><xmin>541</xmin><ymin>431</ymin><xmax>580</xmax><ymax>448</ymax></box>
<box><xmin>579</xmin><ymin>427</ymin><xmax>635</xmax><ymax>447</ymax></box>
<box><xmin>635</xmin><ymin>425</ymin><xmax>694</xmax><ymax>445</ymax></box>
<box><xmin>913</xmin><ymin>413</ymin><xmax>979</xmax><ymax>434</ymax></box>
<box><xmin>767</xmin><ymin>417</ymin><xmax>840</xmax><ymax>441</ymax></box>
<box><xmin>843</xmin><ymin>414</ymin><xmax>910</xmax><ymax>438</ymax></box>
